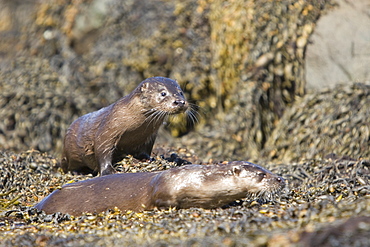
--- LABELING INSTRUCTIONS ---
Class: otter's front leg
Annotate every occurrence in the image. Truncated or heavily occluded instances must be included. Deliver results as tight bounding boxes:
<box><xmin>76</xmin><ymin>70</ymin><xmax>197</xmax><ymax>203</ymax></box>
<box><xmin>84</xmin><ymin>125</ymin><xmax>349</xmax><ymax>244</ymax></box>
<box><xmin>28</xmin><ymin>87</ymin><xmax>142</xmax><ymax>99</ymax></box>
<box><xmin>100</xmin><ymin>161</ymin><xmax>116</xmax><ymax>176</ymax></box>
<box><xmin>95</xmin><ymin>143</ymin><xmax>117</xmax><ymax>176</ymax></box>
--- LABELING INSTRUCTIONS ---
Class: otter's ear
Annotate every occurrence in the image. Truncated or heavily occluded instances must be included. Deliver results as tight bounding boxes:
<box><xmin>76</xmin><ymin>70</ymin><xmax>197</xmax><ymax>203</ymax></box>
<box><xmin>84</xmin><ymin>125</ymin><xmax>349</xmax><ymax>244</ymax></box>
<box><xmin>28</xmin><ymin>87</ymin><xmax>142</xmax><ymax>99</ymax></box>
<box><xmin>232</xmin><ymin>165</ymin><xmax>250</xmax><ymax>177</ymax></box>
<box><xmin>232</xmin><ymin>165</ymin><xmax>241</xmax><ymax>176</ymax></box>
<box><xmin>141</xmin><ymin>82</ymin><xmax>150</xmax><ymax>92</ymax></box>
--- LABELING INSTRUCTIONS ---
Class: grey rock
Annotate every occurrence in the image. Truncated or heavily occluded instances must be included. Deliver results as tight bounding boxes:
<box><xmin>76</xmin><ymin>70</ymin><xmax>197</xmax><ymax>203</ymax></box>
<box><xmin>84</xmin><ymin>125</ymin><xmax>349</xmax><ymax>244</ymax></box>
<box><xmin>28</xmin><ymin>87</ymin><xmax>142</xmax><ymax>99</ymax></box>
<box><xmin>305</xmin><ymin>0</ymin><xmax>370</xmax><ymax>90</ymax></box>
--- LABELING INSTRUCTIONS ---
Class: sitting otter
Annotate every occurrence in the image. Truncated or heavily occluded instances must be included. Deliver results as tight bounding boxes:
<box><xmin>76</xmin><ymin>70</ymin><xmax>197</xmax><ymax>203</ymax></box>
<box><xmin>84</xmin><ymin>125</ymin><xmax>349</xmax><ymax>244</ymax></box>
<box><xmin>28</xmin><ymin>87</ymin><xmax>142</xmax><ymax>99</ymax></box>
<box><xmin>61</xmin><ymin>77</ymin><xmax>189</xmax><ymax>176</ymax></box>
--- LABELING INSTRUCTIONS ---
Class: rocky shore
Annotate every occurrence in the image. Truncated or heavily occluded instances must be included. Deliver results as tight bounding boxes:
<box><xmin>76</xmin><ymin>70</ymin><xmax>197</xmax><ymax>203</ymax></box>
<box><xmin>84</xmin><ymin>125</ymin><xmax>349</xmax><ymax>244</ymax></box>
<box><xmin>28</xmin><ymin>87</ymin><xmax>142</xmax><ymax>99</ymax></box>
<box><xmin>0</xmin><ymin>0</ymin><xmax>369</xmax><ymax>246</ymax></box>
<box><xmin>0</xmin><ymin>150</ymin><xmax>369</xmax><ymax>246</ymax></box>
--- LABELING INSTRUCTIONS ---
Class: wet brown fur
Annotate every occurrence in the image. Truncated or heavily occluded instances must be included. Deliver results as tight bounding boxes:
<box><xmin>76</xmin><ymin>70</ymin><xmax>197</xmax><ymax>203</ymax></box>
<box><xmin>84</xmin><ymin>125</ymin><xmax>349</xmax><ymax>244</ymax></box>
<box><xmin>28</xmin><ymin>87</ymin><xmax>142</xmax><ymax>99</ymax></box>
<box><xmin>61</xmin><ymin>77</ymin><xmax>188</xmax><ymax>176</ymax></box>
<box><xmin>36</xmin><ymin>161</ymin><xmax>285</xmax><ymax>216</ymax></box>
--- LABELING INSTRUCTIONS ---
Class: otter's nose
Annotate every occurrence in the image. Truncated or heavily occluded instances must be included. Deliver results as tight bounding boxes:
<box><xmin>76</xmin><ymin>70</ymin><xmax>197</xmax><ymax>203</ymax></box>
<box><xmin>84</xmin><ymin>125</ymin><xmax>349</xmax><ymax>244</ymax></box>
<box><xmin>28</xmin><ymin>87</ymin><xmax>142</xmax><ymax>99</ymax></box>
<box><xmin>174</xmin><ymin>100</ymin><xmax>186</xmax><ymax>107</ymax></box>
<box><xmin>276</xmin><ymin>176</ymin><xmax>285</xmax><ymax>187</ymax></box>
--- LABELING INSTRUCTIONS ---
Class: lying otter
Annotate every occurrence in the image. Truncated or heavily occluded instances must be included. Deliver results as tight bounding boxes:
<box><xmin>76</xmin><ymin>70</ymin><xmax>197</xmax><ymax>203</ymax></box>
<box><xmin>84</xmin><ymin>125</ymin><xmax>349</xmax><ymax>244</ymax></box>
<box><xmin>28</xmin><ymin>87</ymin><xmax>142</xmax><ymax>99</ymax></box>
<box><xmin>61</xmin><ymin>77</ymin><xmax>189</xmax><ymax>176</ymax></box>
<box><xmin>35</xmin><ymin>161</ymin><xmax>285</xmax><ymax>216</ymax></box>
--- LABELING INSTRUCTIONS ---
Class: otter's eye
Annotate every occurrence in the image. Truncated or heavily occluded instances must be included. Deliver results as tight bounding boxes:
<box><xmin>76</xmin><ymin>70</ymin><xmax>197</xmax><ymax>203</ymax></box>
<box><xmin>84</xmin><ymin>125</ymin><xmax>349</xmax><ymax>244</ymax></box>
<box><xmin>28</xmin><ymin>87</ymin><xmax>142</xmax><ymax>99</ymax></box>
<box><xmin>161</xmin><ymin>92</ymin><xmax>167</xmax><ymax>97</ymax></box>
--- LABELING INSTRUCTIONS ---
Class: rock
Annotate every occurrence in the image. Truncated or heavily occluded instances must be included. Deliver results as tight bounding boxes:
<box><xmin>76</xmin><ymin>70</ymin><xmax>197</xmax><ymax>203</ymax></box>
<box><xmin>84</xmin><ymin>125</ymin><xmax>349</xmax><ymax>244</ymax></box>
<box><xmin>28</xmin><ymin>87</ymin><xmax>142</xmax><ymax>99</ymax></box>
<box><xmin>305</xmin><ymin>0</ymin><xmax>370</xmax><ymax>90</ymax></box>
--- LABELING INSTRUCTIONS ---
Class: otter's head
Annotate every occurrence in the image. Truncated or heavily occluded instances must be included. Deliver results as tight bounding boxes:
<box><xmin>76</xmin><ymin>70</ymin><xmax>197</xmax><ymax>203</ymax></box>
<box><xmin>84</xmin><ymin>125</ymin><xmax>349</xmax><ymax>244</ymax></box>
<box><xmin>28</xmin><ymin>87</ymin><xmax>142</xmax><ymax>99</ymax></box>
<box><xmin>138</xmin><ymin>77</ymin><xmax>188</xmax><ymax>115</ymax></box>
<box><xmin>228</xmin><ymin>161</ymin><xmax>285</xmax><ymax>200</ymax></box>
